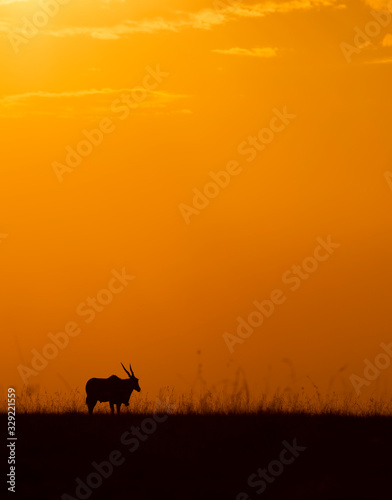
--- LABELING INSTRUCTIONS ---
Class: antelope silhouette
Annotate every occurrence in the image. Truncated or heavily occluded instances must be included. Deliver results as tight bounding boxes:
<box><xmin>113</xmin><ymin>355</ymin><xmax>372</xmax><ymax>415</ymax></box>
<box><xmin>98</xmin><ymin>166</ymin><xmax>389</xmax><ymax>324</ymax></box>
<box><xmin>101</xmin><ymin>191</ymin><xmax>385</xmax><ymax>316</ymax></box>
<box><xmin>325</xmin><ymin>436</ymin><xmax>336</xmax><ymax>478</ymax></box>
<box><xmin>86</xmin><ymin>363</ymin><xmax>141</xmax><ymax>415</ymax></box>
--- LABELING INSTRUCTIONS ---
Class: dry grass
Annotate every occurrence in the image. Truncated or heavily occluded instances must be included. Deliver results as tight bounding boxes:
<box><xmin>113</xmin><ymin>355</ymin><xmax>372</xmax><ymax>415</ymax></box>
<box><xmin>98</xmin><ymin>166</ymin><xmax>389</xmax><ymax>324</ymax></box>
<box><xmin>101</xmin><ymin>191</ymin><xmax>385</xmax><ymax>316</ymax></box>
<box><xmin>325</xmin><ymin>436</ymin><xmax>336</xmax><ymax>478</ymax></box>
<box><xmin>3</xmin><ymin>359</ymin><xmax>391</xmax><ymax>415</ymax></box>
<box><xmin>2</xmin><ymin>384</ymin><xmax>392</xmax><ymax>416</ymax></box>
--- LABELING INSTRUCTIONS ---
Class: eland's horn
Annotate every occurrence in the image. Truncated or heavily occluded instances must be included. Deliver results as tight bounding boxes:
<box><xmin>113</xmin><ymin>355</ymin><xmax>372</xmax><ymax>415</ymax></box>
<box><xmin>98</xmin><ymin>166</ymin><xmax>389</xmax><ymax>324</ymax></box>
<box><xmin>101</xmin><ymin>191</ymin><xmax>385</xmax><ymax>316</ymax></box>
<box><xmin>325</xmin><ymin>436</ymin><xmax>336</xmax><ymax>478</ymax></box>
<box><xmin>121</xmin><ymin>362</ymin><xmax>131</xmax><ymax>377</ymax></box>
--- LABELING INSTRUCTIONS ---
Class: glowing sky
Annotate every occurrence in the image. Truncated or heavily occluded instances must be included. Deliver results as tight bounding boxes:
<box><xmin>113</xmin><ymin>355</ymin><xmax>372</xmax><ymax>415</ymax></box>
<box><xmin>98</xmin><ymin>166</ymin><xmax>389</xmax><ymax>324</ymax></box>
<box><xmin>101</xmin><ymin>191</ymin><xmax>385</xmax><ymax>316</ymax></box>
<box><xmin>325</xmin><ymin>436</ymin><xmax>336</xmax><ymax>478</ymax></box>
<box><xmin>1</xmin><ymin>0</ymin><xmax>392</xmax><ymax>401</ymax></box>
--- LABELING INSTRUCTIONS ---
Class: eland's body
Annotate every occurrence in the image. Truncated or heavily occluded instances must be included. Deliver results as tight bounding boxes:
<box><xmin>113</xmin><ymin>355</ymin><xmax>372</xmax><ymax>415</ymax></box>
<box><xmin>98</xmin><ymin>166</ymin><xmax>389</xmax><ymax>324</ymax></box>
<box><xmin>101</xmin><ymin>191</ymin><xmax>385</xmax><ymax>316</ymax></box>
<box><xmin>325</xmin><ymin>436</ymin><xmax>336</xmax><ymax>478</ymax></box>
<box><xmin>86</xmin><ymin>363</ymin><xmax>141</xmax><ymax>415</ymax></box>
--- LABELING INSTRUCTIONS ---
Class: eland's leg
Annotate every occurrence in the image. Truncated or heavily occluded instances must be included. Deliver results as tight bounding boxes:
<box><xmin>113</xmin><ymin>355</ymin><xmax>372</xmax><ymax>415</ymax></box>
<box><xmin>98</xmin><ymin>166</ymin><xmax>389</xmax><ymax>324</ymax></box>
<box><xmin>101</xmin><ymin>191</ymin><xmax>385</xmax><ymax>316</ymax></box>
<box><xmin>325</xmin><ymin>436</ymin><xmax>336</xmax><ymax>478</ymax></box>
<box><xmin>116</xmin><ymin>403</ymin><xmax>122</xmax><ymax>415</ymax></box>
<box><xmin>86</xmin><ymin>397</ymin><xmax>96</xmax><ymax>416</ymax></box>
<box><xmin>109</xmin><ymin>402</ymin><xmax>115</xmax><ymax>415</ymax></box>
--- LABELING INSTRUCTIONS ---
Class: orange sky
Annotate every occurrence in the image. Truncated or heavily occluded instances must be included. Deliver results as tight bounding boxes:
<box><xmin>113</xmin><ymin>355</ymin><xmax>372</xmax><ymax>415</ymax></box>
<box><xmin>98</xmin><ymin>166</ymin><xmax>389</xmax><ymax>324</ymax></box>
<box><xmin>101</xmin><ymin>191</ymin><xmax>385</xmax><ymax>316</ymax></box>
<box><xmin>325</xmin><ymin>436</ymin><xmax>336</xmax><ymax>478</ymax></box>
<box><xmin>1</xmin><ymin>0</ymin><xmax>392</xmax><ymax>402</ymax></box>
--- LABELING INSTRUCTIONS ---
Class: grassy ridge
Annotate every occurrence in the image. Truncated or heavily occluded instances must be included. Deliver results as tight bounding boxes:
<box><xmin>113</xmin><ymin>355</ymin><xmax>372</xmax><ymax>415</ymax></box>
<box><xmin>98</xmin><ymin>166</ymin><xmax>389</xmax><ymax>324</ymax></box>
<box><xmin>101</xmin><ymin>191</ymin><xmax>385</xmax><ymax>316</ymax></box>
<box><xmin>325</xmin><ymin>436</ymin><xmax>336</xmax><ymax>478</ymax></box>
<box><xmin>3</xmin><ymin>387</ymin><xmax>391</xmax><ymax>498</ymax></box>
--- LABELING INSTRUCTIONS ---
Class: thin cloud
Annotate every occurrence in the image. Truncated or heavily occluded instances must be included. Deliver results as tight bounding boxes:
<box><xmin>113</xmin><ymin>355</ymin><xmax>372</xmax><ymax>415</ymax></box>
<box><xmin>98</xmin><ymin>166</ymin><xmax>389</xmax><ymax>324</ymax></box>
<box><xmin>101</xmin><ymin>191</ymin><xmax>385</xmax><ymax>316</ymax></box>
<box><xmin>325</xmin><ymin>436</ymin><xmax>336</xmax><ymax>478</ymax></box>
<box><xmin>0</xmin><ymin>88</ymin><xmax>185</xmax><ymax>118</ymax></box>
<box><xmin>363</xmin><ymin>0</ymin><xmax>391</xmax><ymax>8</ymax></box>
<box><xmin>212</xmin><ymin>47</ymin><xmax>278</xmax><ymax>57</ymax></box>
<box><xmin>0</xmin><ymin>1</ymin><xmax>346</xmax><ymax>40</ymax></box>
<box><xmin>0</xmin><ymin>0</ymin><xmax>27</xmax><ymax>4</ymax></box>
<box><xmin>45</xmin><ymin>12</ymin><xmax>225</xmax><ymax>39</ymax></box>
<box><xmin>365</xmin><ymin>56</ymin><xmax>392</xmax><ymax>63</ymax></box>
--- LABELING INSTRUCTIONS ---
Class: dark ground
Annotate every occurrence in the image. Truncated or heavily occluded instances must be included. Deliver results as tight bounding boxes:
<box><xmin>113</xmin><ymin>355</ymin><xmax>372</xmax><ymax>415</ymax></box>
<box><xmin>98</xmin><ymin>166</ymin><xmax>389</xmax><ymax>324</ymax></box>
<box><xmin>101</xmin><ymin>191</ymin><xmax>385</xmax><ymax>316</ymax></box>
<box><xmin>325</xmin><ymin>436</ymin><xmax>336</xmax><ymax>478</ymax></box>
<box><xmin>2</xmin><ymin>411</ymin><xmax>392</xmax><ymax>500</ymax></box>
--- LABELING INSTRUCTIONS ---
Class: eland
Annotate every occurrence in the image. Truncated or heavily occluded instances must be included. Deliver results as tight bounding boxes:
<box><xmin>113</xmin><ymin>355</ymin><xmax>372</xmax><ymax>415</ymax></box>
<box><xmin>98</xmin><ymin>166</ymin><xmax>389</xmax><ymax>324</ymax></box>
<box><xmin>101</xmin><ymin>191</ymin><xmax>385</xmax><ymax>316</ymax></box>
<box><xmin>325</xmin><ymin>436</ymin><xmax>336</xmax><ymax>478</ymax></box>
<box><xmin>86</xmin><ymin>363</ymin><xmax>141</xmax><ymax>415</ymax></box>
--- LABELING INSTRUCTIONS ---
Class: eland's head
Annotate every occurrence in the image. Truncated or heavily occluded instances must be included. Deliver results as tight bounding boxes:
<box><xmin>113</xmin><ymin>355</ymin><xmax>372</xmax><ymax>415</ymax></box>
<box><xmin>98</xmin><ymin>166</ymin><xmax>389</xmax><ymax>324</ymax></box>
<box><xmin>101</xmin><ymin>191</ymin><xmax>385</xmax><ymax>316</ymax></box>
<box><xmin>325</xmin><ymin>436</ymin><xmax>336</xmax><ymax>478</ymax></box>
<box><xmin>121</xmin><ymin>362</ymin><xmax>141</xmax><ymax>392</ymax></box>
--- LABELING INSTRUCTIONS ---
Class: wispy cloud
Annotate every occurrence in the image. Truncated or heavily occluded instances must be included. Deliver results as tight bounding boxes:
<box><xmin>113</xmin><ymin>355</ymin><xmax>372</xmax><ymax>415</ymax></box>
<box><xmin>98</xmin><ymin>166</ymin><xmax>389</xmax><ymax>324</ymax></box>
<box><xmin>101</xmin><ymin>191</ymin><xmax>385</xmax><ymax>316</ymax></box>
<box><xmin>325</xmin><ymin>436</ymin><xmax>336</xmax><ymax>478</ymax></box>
<box><xmin>363</xmin><ymin>0</ymin><xmax>391</xmax><ymax>9</ymax></box>
<box><xmin>45</xmin><ymin>11</ymin><xmax>225</xmax><ymax>39</ymax></box>
<box><xmin>212</xmin><ymin>47</ymin><xmax>278</xmax><ymax>57</ymax></box>
<box><xmin>0</xmin><ymin>0</ymin><xmax>27</xmax><ymax>4</ymax></box>
<box><xmin>226</xmin><ymin>0</ymin><xmax>345</xmax><ymax>16</ymax></box>
<box><xmin>0</xmin><ymin>88</ymin><xmax>185</xmax><ymax>118</ymax></box>
<box><xmin>0</xmin><ymin>0</ymin><xmax>346</xmax><ymax>40</ymax></box>
<box><xmin>365</xmin><ymin>56</ymin><xmax>392</xmax><ymax>64</ymax></box>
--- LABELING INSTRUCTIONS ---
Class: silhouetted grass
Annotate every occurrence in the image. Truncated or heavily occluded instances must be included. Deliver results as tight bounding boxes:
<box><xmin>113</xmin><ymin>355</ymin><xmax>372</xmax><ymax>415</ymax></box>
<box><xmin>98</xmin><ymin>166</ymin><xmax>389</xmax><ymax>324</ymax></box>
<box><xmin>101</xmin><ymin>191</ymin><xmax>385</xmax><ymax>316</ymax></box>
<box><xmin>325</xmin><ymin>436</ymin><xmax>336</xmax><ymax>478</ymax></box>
<box><xmin>3</xmin><ymin>365</ymin><xmax>391</xmax><ymax>498</ymax></box>
<box><xmin>2</xmin><ymin>386</ymin><xmax>392</xmax><ymax>416</ymax></box>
